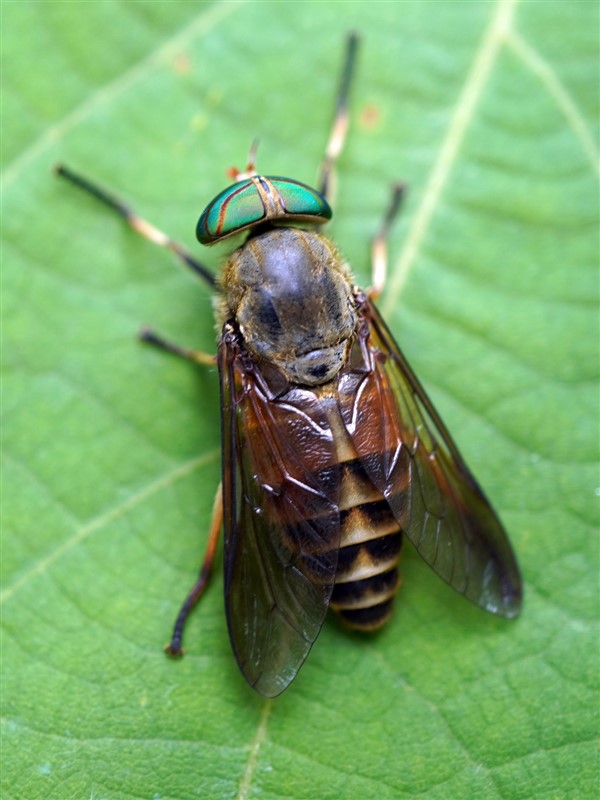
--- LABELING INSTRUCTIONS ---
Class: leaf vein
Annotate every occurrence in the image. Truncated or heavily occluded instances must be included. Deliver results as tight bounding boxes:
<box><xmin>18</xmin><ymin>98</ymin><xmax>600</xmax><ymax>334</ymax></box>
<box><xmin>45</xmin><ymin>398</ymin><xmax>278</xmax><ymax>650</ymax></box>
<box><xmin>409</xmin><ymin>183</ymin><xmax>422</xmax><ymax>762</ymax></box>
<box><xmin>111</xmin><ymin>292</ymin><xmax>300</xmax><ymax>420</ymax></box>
<box><xmin>381</xmin><ymin>0</ymin><xmax>521</xmax><ymax>315</ymax></box>
<box><xmin>236</xmin><ymin>700</ymin><xmax>272</xmax><ymax>800</ymax></box>
<box><xmin>505</xmin><ymin>29</ymin><xmax>600</xmax><ymax>178</ymax></box>
<box><xmin>1</xmin><ymin>451</ymin><xmax>219</xmax><ymax>604</ymax></box>
<box><xmin>1</xmin><ymin>0</ymin><xmax>246</xmax><ymax>189</ymax></box>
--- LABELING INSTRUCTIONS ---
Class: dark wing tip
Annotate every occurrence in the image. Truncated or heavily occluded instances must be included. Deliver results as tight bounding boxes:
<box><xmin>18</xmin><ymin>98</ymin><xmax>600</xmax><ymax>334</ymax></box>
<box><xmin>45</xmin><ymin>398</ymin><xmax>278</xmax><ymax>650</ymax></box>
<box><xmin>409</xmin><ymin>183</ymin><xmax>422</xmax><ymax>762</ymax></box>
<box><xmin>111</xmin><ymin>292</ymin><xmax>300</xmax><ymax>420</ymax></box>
<box><xmin>477</xmin><ymin>554</ymin><xmax>523</xmax><ymax>619</ymax></box>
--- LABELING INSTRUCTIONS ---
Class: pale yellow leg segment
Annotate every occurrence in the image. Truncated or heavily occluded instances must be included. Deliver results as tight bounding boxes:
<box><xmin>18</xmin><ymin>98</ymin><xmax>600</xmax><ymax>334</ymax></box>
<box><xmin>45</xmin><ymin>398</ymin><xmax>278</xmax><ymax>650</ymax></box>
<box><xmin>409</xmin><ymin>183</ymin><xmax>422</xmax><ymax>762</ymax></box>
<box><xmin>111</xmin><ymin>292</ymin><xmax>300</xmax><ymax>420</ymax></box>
<box><xmin>54</xmin><ymin>164</ymin><xmax>216</xmax><ymax>288</ymax></box>
<box><xmin>139</xmin><ymin>328</ymin><xmax>216</xmax><ymax>366</ymax></box>
<box><xmin>318</xmin><ymin>32</ymin><xmax>360</xmax><ymax>204</ymax></box>
<box><xmin>369</xmin><ymin>184</ymin><xmax>405</xmax><ymax>301</ymax></box>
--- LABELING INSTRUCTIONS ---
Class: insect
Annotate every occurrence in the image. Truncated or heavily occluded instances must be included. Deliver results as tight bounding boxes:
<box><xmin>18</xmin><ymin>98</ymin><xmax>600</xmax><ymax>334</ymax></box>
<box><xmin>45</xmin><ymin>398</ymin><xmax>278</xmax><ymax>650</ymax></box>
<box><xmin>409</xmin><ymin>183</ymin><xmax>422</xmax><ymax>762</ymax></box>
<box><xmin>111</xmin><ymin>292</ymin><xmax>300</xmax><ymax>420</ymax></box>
<box><xmin>56</xmin><ymin>34</ymin><xmax>522</xmax><ymax>697</ymax></box>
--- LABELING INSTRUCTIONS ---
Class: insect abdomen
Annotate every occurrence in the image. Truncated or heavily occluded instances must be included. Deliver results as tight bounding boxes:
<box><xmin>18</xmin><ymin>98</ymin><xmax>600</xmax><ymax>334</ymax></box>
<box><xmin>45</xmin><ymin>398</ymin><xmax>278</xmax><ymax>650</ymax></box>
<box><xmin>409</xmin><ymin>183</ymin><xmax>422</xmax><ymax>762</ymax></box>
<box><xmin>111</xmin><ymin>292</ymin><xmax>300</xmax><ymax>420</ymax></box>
<box><xmin>329</xmin><ymin>459</ymin><xmax>403</xmax><ymax>631</ymax></box>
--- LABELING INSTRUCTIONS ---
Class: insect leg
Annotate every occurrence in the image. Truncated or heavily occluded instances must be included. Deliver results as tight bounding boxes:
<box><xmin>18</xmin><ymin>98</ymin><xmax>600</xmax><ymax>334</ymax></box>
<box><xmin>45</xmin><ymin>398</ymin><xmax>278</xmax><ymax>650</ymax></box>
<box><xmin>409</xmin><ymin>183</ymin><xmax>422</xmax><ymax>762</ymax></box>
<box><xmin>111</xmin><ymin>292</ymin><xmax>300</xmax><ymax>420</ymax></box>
<box><xmin>369</xmin><ymin>183</ymin><xmax>405</xmax><ymax>300</ymax></box>
<box><xmin>139</xmin><ymin>328</ymin><xmax>216</xmax><ymax>366</ymax></box>
<box><xmin>165</xmin><ymin>482</ymin><xmax>223</xmax><ymax>657</ymax></box>
<box><xmin>54</xmin><ymin>164</ymin><xmax>216</xmax><ymax>288</ymax></box>
<box><xmin>317</xmin><ymin>32</ymin><xmax>360</xmax><ymax>203</ymax></box>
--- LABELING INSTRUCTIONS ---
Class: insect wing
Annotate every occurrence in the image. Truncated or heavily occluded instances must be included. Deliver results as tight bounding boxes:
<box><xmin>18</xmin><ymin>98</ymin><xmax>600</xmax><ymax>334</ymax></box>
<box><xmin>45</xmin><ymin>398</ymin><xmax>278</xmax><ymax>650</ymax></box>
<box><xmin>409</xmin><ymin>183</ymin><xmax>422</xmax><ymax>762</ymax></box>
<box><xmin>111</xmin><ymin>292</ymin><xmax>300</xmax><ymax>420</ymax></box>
<box><xmin>218</xmin><ymin>331</ymin><xmax>341</xmax><ymax>697</ymax></box>
<box><xmin>338</xmin><ymin>298</ymin><xmax>522</xmax><ymax>618</ymax></box>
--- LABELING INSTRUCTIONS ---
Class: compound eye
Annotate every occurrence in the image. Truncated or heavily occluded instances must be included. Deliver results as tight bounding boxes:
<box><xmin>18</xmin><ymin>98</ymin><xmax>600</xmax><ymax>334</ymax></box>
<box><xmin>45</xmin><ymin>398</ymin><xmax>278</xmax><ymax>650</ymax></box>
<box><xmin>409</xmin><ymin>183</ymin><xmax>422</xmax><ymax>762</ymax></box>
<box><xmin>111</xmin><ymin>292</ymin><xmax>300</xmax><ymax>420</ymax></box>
<box><xmin>197</xmin><ymin>180</ymin><xmax>264</xmax><ymax>244</ymax></box>
<box><xmin>196</xmin><ymin>176</ymin><xmax>332</xmax><ymax>245</ymax></box>
<box><xmin>269</xmin><ymin>178</ymin><xmax>331</xmax><ymax>220</ymax></box>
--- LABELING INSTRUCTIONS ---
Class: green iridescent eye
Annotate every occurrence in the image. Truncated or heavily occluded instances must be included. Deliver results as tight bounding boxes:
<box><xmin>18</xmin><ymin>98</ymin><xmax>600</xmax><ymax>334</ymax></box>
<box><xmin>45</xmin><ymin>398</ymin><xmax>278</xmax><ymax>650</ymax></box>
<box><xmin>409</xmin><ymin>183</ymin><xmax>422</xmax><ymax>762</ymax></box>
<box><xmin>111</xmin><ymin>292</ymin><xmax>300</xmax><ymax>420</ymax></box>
<box><xmin>196</xmin><ymin>176</ymin><xmax>332</xmax><ymax>244</ymax></box>
<box><xmin>269</xmin><ymin>178</ymin><xmax>332</xmax><ymax>219</ymax></box>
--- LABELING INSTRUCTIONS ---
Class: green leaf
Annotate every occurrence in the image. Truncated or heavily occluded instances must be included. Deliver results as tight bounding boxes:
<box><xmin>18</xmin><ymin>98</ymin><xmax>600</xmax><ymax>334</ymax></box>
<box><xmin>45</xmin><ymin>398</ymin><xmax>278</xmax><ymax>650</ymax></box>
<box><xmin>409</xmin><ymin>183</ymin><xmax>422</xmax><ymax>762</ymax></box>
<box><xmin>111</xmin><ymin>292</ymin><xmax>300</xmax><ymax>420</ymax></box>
<box><xmin>3</xmin><ymin>1</ymin><xmax>598</xmax><ymax>798</ymax></box>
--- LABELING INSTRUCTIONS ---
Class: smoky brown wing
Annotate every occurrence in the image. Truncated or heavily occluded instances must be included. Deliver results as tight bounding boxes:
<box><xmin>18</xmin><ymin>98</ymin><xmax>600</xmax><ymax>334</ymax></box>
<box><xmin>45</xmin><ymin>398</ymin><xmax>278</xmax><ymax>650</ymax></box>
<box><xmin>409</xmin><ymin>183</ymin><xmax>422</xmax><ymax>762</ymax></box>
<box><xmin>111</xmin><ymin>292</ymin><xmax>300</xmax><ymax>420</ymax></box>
<box><xmin>218</xmin><ymin>332</ymin><xmax>341</xmax><ymax>698</ymax></box>
<box><xmin>338</xmin><ymin>298</ymin><xmax>522</xmax><ymax>618</ymax></box>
